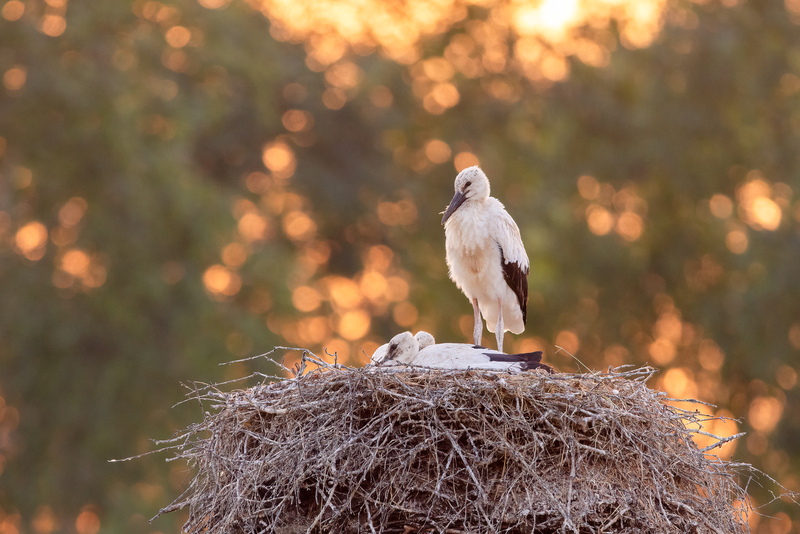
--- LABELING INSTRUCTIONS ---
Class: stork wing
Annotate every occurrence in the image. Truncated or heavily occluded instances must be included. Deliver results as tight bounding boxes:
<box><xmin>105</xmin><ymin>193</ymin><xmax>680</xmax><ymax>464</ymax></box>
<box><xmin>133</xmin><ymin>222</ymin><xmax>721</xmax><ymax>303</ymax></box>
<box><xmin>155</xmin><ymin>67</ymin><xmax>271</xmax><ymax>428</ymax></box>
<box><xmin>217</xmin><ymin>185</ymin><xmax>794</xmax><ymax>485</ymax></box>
<box><xmin>483</xmin><ymin>351</ymin><xmax>542</xmax><ymax>363</ymax></box>
<box><xmin>489</xmin><ymin>200</ymin><xmax>530</xmax><ymax>325</ymax></box>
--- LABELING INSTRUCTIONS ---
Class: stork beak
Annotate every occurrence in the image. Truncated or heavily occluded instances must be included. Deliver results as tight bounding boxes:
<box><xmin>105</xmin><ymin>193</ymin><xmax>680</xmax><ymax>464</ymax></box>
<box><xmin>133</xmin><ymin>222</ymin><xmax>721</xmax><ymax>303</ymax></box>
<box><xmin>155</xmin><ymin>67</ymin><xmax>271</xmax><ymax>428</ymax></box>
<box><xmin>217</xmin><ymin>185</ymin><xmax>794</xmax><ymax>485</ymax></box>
<box><xmin>441</xmin><ymin>190</ymin><xmax>466</xmax><ymax>225</ymax></box>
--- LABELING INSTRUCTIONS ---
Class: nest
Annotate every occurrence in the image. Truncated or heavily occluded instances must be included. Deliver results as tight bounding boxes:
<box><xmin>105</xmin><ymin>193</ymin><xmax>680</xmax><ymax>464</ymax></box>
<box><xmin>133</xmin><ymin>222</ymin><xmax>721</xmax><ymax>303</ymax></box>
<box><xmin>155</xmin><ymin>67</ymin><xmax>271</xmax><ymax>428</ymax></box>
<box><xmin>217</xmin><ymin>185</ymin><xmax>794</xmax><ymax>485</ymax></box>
<box><xmin>157</xmin><ymin>353</ymin><xmax>751</xmax><ymax>533</ymax></box>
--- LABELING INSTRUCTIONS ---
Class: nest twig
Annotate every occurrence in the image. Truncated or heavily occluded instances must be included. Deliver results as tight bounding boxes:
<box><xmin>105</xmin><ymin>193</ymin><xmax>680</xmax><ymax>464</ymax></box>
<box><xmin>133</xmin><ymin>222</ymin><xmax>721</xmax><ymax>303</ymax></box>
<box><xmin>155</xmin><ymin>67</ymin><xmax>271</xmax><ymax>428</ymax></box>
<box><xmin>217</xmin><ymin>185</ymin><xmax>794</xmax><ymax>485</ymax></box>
<box><xmin>155</xmin><ymin>351</ymin><xmax>752</xmax><ymax>533</ymax></box>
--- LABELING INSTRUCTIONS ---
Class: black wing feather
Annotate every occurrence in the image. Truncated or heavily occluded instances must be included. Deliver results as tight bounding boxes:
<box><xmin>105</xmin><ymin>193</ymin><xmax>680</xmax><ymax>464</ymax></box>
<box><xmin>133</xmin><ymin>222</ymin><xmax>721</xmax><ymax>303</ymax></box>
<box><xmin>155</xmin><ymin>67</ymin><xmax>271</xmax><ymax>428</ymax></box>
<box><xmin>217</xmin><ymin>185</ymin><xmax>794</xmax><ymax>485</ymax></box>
<box><xmin>483</xmin><ymin>351</ymin><xmax>542</xmax><ymax>363</ymax></box>
<box><xmin>498</xmin><ymin>245</ymin><xmax>529</xmax><ymax>326</ymax></box>
<box><xmin>483</xmin><ymin>350</ymin><xmax>555</xmax><ymax>373</ymax></box>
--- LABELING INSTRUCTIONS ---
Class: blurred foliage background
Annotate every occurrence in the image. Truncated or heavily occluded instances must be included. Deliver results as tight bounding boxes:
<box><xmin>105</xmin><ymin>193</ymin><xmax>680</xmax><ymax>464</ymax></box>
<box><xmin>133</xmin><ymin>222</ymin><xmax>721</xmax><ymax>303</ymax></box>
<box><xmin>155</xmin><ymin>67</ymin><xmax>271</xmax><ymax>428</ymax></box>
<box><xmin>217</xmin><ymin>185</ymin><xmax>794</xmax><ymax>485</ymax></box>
<box><xmin>1</xmin><ymin>0</ymin><xmax>799</xmax><ymax>531</ymax></box>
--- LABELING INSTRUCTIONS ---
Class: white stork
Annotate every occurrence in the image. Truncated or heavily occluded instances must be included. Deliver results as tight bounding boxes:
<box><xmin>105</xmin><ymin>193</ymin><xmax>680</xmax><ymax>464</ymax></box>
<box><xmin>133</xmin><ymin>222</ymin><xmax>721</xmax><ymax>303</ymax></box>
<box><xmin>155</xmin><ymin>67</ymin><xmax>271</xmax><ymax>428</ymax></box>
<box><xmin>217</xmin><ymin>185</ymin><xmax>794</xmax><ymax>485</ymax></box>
<box><xmin>441</xmin><ymin>166</ymin><xmax>529</xmax><ymax>353</ymax></box>
<box><xmin>372</xmin><ymin>331</ymin><xmax>552</xmax><ymax>373</ymax></box>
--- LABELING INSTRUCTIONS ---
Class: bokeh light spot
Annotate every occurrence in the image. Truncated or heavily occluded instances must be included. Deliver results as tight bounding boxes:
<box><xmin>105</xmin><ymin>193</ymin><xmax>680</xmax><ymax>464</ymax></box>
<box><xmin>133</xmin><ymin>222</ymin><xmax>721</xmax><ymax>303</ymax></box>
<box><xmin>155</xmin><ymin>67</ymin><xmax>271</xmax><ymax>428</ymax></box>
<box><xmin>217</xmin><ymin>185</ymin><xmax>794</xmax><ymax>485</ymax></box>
<box><xmin>261</xmin><ymin>141</ymin><xmax>297</xmax><ymax>179</ymax></box>
<box><xmin>61</xmin><ymin>249</ymin><xmax>90</xmax><ymax>277</ymax></box>
<box><xmin>363</xmin><ymin>245</ymin><xmax>393</xmax><ymax>272</ymax></box>
<box><xmin>326</xmin><ymin>276</ymin><xmax>363</xmax><ymax>309</ymax></box>
<box><xmin>750</xmin><ymin>196</ymin><xmax>781</xmax><ymax>230</ymax></box>
<box><xmin>282</xmin><ymin>211</ymin><xmax>316</xmax><ymax>241</ymax></box>
<box><xmin>424</xmin><ymin>139</ymin><xmax>451</xmax><ymax>164</ymax></box>
<box><xmin>577</xmin><ymin>175</ymin><xmax>600</xmax><ymax>200</ymax></box>
<box><xmin>555</xmin><ymin>330</ymin><xmax>579</xmax><ymax>354</ymax></box>
<box><xmin>3</xmin><ymin>66</ymin><xmax>26</xmax><ymax>91</ymax></box>
<box><xmin>58</xmin><ymin>197</ymin><xmax>88</xmax><ymax>228</ymax></box>
<box><xmin>221</xmin><ymin>242</ymin><xmax>248</xmax><ymax>267</ymax></box>
<box><xmin>392</xmin><ymin>301</ymin><xmax>418</xmax><ymax>327</ymax></box>
<box><xmin>748</xmin><ymin>396</ymin><xmax>783</xmax><ymax>433</ymax></box>
<box><xmin>15</xmin><ymin>221</ymin><xmax>48</xmax><ymax>260</ymax></box>
<box><xmin>615</xmin><ymin>211</ymin><xmax>643</xmax><ymax>241</ymax></box>
<box><xmin>238</xmin><ymin>212</ymin><xmax>271</xmax><ymax>242</ymax></box>
<box><xmin>726</xmin><ymin>229</ymin><xmax>748</xmax><ymax>254</ymax></box>
<box><xmin>776</xmin><ymin>365</ymin><xmax>797</xmax><ymax>390</ymax></box>
<box><xmin>203</xmin><ymin>265</ymin><xmax>241</xmax><ymax>298</ymax></box>
<box><xmin>648</xmin><ymin>338</ymin><xmax>676</xmax><ymax>365</ymax></box>
<box><xmin>697</xmin><ymin>339</ymin><xmax>725</xmax><ymax>371</ymax></box>
<box><xmin>325</xmin><ymin>61</ymin><xmax>362</xmax><ymax>89</ymax></box>
<box><xmin>2</xmin><ymin>0</ymin><xmax>24</xmax><ymax>21</ymax></box>
<box><xmin>292</xmin><ymin>286</ymin><xmax>322</xmax><ymax>312</ymax></box>
<box><xmin>385</xmin><ymin>276</ymin><xmax>409</xmax><ymax>302</ymax></box>
<box><xmin>281</xmin><ymin>109</ymin><xmax>314</xmax><ymax>132</ymax></box>
<box><xmin>453</xmin><ymin>152</ymin><xmax>479</xmax><ymax>171</ymax></box>
<box><xmin>369</xmin><ymin>85</ymin><xmax>393</xmax><ymax>107</ymax></box>
<box><xmin>359</xmin><ymin>271</ymin><xmax>387</xmax><ymax>301</ymax></box>
<box><xmin>32</xmin><ymin>505</ymin><xmax>56</xmax><ymax>534</ymax></box>
<box><xmin>737</xmin><ymin>175</ymin><xmax>783</xmax><ymax>231</ymax></box>
<box><xmin>709</xmin><ymin>194</ymin><xmax>733</xmax><ymax>218</ymax></box>
<box><xmin>789</xmin><ymin>323</ymin><xmax>800</xmax><ymax>350</ymax></box>
<box><xmin>322</xmin><ymin>87</ymin><xmax>347</xmax><ymax>109</ymax></box>
<box><xmin>75</xmin><ymin>507</ymin><xmax>100</xmax><ymax>534</ymax></box>
<box><xmin>165</xmin><ymin>26</ymin><xmax>192</xmax><ymax>48</ymax></box>
<box><xmin>40</xmin><ymin>14</ymin><xmax>66</xmax><ymax>37</ymax></box>
<box><xmin>662</xmin><ymin>367</ymin><xmax>696</xmax><ymax>398</ymax></box>
<box><xmin>197</xmin><ymin>0</ymin><xmax>231</xmax><ymax>9</ymax></box>
<box><xmin>586</xmin><ymin>205</ymin><xmax>613</xmax><ymax>236</ymax></box>
<box><xmin>338</xmin><ymin>309</ymin><xmax>370</xmax><ymax>340</ymax></box>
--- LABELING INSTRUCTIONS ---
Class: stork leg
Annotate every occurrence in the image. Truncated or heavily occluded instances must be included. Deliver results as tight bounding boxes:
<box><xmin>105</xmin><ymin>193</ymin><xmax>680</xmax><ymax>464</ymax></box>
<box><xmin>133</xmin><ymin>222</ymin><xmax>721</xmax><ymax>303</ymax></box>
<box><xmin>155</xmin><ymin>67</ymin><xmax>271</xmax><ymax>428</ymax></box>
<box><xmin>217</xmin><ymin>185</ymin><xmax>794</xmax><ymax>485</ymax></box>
<box><xmin>471</xmin><ymin>298</ymin><xmax>482</xmax><ymax>346</ymax></box>
<box><xmin>495</xmin><ymin>297</ymin><xmax>505</xmax><ymax>353</ymax></box>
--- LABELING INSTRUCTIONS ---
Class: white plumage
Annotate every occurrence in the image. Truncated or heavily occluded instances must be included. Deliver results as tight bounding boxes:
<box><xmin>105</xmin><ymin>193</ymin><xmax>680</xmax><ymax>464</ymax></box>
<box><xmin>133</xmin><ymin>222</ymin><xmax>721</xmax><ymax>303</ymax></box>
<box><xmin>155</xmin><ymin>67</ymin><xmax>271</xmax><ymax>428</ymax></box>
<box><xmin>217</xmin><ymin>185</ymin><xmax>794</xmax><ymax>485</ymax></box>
<box><xmin>371</xmin><ymin>331</ymin><xmax>426</xmax><ymax>366</ymax></box>
<box><xmin>441</xmin><ymin>166</ymin><xmax>529</xmax><ymax>353</ymax></box>
<box><xmin>372</xmin><ymin>331</ymin><xmax>551</xmax><ymax>373</ymax></box>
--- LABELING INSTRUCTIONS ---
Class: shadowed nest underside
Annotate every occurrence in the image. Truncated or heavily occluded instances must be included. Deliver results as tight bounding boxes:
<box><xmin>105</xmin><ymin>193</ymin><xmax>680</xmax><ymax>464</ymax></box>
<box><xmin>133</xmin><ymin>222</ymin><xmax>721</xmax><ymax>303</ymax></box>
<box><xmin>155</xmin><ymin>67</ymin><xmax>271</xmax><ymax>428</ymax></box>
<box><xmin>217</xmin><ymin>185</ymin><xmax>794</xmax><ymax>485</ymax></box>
<box><xmin>157</xmin><ymin>356</ymin><xmax>750</xmax><ymax>533</ymax></box>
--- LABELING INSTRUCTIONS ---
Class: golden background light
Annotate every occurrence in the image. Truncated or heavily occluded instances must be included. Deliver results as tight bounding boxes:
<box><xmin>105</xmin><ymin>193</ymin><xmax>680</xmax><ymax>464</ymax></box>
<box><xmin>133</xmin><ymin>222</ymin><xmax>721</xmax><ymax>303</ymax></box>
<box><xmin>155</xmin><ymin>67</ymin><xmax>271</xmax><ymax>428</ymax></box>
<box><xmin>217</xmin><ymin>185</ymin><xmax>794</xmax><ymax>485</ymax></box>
<box><xmin>238</xmin><ymin>212</ymin><xmax>271</xmax><ymax>242</ymax></box>
<box><xmin>554</xmin><ymin>330</ymin><xmax>580</xmax><ymax>354</ymax></box>
<box><xmin>58</xmin><ymin>197</ymin><xmax>88</xmax><ymax>228</ymax></box>
<box><xmin>221</xmin><ymin>242</ymin><xmax>248</xmax><ymax>267</ymax></box>
<box><xmin>40</xmin><ymin>14</ymin><xmax>66</xmax><ymax>37</ymax></box>
<box><xmin>203</xmin><ymin>264</ymin><xmax>242</xmax><ymax>297</ymax></box>
<box><xmin>337</xmin><ymin>309</ymin><xmax>371</xmax><ymax>340</ymax></box>
<box><xmin>60</xmin><ymin>249</ymin><xmax>90</xmax><ymax>277</ymax></box>
<box><xmin>586</xmin><ymin>205</ymin><xmax>614</xmax><ymax>235</ymax></box>
<box><xmin>1</xmin><ymin>0</ymin><xmax>24</xmax><ymax>21</ymax></box>
<box><xmin>391</xmin><ymin>301</ymin><xmax>418</xmax><ymax>327</ymax></box>
<box><xmin>75</xmin><ymin>506</ymin><xmax>100</xmax><ymax>534</ymax></box>
<box><xmin>453</xmin><ymin>151</ymin><xmax>479</xmax><ymax>170</ymax></box>
<box><xmin>261</xmin><ymin>141</ymin><xmax>297</xmax><ymax>179</ymax></box>
<box><xmin>292</xmin><ymin>285</ymin><xmax>322</xmax><ymax>312</ymax></box>
<box><xmin>15</xmin><ymin>221</ymin><xmax>48</xmax><ymax>261</ymax></box>
<box><xmin>281</xmin><ymin>109</ymin><xmax>314</xmax><ymax>132</ymax></box>
<box><xmin>424</xmin><ymin>139</ymin><xmax>451</xmax><ymax>164</ymax></box>
<box><xmin>709</xmin><ymin>194</ymin><xmax>733</xmax><ymax>219</ymax></box>
<box><xmin>3</xmin><ymin>66</ymin><xmax>26</xmax><ymax>91</ymax></box>
<box><xmin>748</xmin><ymin>397</ymin><xmax>784</xmax><ymax>434</ymax></box>
<box><xmin>197</xmin><ymin>0</ymin><xmax>231</xmax><ymax>8</ymax></box>
<box><xmin>737</xmin><ymin>174</ymin><xmax>784</xmax><ymax>231</ymax></box>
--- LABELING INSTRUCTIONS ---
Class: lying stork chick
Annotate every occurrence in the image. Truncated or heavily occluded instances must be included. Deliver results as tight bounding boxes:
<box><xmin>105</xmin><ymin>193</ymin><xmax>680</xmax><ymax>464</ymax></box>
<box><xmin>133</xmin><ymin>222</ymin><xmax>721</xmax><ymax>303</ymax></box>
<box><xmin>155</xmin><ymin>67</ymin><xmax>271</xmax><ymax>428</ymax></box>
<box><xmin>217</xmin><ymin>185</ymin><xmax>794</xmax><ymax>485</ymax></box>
<box><xmin>371</xmin><ymin>331</ymin><xmax>419</xmax><ymax>366</ymax></box>
<box><xmin>373</xmin><ymin>331</ymin><xmax>553</xmax><ymax>373</ymax></box>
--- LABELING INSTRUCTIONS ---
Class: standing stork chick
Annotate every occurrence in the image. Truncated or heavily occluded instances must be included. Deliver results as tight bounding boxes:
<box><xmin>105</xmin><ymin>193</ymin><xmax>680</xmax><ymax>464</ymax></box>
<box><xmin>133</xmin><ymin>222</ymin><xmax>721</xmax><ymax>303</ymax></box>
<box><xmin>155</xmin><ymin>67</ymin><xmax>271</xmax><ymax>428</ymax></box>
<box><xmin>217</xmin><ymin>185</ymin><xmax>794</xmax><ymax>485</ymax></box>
<box><xmin>441</xmin><ymin>166</ymin><xmax>529</xmax><ymax>353</ymax></box>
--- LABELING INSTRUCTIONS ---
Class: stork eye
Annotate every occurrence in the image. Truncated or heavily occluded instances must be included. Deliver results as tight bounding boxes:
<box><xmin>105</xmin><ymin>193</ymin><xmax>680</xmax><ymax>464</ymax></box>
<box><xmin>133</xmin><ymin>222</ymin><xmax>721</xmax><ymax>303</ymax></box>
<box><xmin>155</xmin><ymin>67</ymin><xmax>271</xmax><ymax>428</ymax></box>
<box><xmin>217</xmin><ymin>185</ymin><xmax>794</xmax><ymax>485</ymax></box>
<box><xmin>465</xmin><ymin>181</ymin><xmax>472</xmax><ymax>188</ymax></box>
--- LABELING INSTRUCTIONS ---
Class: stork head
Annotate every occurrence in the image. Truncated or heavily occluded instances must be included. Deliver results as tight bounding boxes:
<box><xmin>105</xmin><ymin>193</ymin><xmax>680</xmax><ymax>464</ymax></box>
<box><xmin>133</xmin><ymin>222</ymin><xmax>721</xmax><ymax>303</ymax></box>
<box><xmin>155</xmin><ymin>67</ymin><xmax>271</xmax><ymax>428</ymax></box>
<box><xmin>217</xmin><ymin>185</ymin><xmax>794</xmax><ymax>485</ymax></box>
<box><xmin>372</xmin><ymin>331</ymin><xmax>419</xmax><ymax>365</ymax></box>
<box><xmin>414</xmin><ymin>330</ymin><xmax>435</xmax><ymax>349</ymax></box>
<box><xmin>441</xmin><ymin>166</ymin><xmax>491</xmax><ymax>225</ymax></box>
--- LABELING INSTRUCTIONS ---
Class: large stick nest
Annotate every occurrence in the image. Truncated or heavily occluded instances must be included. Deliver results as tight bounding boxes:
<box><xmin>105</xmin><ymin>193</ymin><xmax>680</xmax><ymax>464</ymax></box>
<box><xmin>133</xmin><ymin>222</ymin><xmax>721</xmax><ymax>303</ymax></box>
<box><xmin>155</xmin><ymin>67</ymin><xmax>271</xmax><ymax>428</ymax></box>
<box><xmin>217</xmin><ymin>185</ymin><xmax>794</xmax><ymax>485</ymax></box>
<box><xmin>158</xmin><ymin>354</ymin><xmax>750</xmax><ymax>533</ymax></box>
